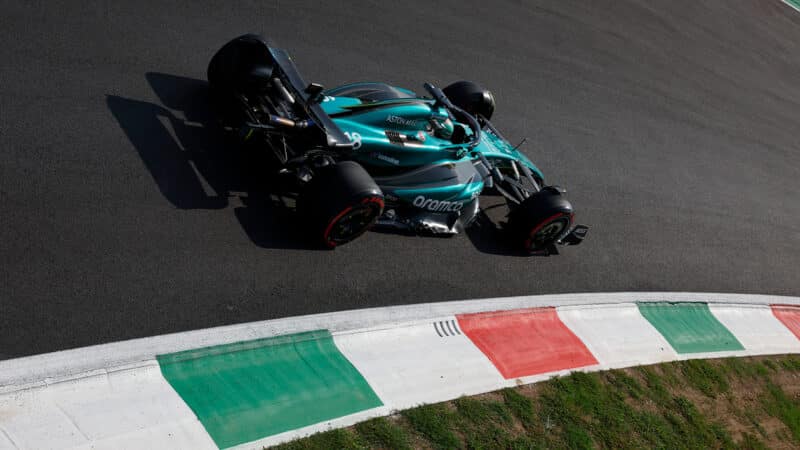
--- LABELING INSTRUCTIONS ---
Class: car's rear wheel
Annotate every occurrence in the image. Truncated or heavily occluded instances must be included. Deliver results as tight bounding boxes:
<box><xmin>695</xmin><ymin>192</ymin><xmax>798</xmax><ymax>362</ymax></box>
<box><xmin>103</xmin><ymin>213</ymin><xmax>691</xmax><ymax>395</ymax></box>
<box><xmin>208</xmin><ymin>34</ymin><xmax>272</xmax><ymax>91</ymax></box>
<box><xmin>297</xmin><ymin>161</ymin><xmax>384</xmax><ymax>248</ymax></box>
<box><xmin>207</xmin><ymin>34</ymin><xmax>273</xmax><ymax>126</ymax></box>
<box><xmin>506</xmin><ymin>189</ymin><xmax>574</xmax><ymax>254</ymax></box>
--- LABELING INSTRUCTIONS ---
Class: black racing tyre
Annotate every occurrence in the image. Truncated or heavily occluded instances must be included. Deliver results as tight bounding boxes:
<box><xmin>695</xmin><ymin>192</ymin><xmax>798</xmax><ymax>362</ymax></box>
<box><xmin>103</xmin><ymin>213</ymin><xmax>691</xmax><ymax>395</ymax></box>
<box><xmin>208</xmin><ymin>34</ymin><xmax>272</xmax><ymax>91</ymax></box>
<box><xmin>297</xmin><ymin>161</ymin><xmax>384</xmax><ymax>249</ymax></box>
<box><xmin>207</xmin><ymin>34</ymin><xmax>273</xmax><ymax>126</ymax></box>
<box><xmin>442</xmin><ymin>81</ymin><xmax>496</xmax><ymax>120</ymax></box>
<box><xmin>506</xmin><ymin>189</ymin><xmax>574</xmax><ymax>254</ymax></box>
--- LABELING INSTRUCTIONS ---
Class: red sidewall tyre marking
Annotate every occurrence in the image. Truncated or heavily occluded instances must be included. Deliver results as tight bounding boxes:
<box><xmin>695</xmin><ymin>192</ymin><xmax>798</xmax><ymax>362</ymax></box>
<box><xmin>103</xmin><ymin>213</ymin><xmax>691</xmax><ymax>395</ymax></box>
<box><xmin>323</xmin><ymin>196</ymin><xmax>385</xmax><ymax>249</ymax></box>
<box><xmin>524</xmin><ymin>212</ymin><xmax>574</xmax><ymax>251</ymax></box>
<box><xmin>360</xmin><ymin>196</ymin><xmax>385</xmax><ymax>209</ymax></box>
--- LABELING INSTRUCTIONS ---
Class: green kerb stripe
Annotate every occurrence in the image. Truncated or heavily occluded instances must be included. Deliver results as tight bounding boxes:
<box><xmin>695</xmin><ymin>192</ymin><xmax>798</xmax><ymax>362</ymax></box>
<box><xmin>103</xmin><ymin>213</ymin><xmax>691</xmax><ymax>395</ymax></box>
<box><xmin>637</xmin><ymin>303</ymin><xmax>744</xmax><ymax>354</ymax></box>
<box><xmin>157</xmin><ymin>330</ymin><xmax>382</xmax><ymax>449</ymax></box>
<box><xmin>784</xmin><ymin>0</ymin><xmax>800</xmax><ymax>12</ymax></box>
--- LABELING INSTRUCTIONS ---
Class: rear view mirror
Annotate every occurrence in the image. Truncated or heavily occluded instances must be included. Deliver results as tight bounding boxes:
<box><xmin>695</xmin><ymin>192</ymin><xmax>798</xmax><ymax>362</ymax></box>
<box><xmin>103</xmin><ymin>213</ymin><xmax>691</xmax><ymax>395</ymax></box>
<box><xmin>305</xmin><ymin>83</ymin><xmax>325</xmax><ymax>103</ymax></box>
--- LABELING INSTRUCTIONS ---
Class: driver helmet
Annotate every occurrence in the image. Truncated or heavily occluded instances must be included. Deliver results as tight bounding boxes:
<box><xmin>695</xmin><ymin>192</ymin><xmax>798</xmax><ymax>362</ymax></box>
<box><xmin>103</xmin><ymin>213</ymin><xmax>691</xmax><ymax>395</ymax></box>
<box><xmin>431</xmin><ymin>117</ymin><xmax>455</xmax><ymax>139</ymax></box>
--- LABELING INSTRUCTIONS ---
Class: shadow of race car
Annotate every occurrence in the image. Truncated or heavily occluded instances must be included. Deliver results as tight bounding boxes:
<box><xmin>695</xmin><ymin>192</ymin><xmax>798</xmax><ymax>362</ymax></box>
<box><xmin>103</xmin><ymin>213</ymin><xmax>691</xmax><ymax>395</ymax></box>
<box><xmin>207</xmin><ymin>34</ymin><xmax>588</xmax><ymax>255</ymax></box>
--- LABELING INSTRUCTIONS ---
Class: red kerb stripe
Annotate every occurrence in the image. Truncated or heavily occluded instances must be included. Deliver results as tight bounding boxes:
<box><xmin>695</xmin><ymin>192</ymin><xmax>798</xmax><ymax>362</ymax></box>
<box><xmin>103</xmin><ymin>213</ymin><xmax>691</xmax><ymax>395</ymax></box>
<box><xmin>771</xmin><ymin>305</ymin><xmax>800</xmax><ymax>341</ymax></box>
<box><xmin>457</xmin><ymin>307</ymin><xmax>598</xmax><ymax>379</ymax></box>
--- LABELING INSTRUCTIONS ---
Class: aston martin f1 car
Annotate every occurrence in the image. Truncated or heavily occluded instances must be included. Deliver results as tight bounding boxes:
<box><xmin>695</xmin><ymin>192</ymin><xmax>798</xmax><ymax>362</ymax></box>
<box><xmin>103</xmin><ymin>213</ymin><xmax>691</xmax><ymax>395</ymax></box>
<box><xmin>208</xmin><ymin>35</ymin><xmax>588</xmax><ymax>254</ymax></box>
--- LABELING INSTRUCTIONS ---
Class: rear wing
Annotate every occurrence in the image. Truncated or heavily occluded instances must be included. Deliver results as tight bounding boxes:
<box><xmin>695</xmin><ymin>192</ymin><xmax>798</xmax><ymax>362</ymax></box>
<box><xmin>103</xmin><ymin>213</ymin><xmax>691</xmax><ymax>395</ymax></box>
<box><xmin>259</xmin><ymin>40</ymin><xmax>354</xmax><ymax>150</ymax></box>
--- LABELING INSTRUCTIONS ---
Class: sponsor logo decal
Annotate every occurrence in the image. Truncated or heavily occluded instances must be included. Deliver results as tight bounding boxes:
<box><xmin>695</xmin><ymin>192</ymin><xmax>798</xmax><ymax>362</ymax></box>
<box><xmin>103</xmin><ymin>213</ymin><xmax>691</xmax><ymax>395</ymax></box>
<box><xmin>373</xmin><ymin>153</ymin><xmax>400</xmax><ymax>165</ymax></box>
<box><xmin>343</xmin><ymin>131</ymin><xmax>362</xmax><ymax>149</ymax></box>
<box><xmin>384</xmin><ymin>130</ymin><xmax>426</xmax><ymax>146</ymax></box>
<box><xmin>385</xmin><ymin>130</ymin><xmax>404</xmax><ymax>144</ymax></box>
<box><xmin>386</xmin><ymin>115</ymin><xmax>419</xmax><ymax>127</ymax></box>
<box><xmin>413</xmin><ymin>195</ymin><xmax>463</xmax><ymax>212</ymax></box>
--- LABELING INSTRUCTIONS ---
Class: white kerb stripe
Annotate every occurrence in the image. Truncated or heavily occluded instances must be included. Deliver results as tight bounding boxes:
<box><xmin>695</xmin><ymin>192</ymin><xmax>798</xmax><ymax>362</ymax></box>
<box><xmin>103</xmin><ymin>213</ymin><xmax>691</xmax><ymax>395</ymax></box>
<box><xmin>709</xmin><ymin>304</ymin><xmax>800</xmax><ymax>355</ymax></box>
<box><xmin>333</xmin><ymin>317</ymin><xmax>508</xmax><ymax>411</ymax></box>
<box><xmin>556</xmin><ymin>303</ymin><xmax>679</xmax><ymax>369</ymax></box>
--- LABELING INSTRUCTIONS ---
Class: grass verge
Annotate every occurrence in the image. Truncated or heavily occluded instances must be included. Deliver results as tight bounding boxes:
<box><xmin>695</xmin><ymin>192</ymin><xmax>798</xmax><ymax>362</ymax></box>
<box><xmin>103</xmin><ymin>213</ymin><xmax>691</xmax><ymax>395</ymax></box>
<box><xmin>273</xmin><ymin>355</ymin><xmax>800</xmax><ymax>449</ymax></box>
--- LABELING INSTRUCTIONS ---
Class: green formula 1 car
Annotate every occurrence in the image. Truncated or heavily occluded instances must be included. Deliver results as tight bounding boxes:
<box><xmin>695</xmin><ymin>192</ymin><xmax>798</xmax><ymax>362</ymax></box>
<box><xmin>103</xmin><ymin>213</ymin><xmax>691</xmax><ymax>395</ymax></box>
<box><xmin>208</xmin><ymin>34</ymin><xmax>588</xmax><ymax>254</ymax></box>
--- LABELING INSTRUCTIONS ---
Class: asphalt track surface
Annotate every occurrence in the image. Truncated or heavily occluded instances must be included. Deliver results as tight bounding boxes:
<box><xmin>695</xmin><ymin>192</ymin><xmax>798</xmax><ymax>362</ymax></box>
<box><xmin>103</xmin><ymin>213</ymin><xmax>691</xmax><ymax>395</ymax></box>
<box><xmin>2</xmin><ymin>0</ymin><xmax>800</xmax><ymax>359</ymax></box>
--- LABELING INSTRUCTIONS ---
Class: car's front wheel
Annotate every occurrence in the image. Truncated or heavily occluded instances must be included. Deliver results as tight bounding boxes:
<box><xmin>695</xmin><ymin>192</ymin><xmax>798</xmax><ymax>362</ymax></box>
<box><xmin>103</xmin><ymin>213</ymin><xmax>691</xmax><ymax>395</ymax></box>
<box><xmin>506</xmin><ymin>188</ymin><xmax>574</xmax><ymax>254</ymax></box>
<box><xmin>297</xmin><ymin>161</ymin><xmax>384</xmax><ymax>249</ymax></box>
